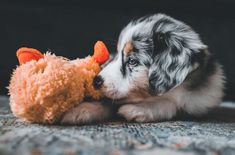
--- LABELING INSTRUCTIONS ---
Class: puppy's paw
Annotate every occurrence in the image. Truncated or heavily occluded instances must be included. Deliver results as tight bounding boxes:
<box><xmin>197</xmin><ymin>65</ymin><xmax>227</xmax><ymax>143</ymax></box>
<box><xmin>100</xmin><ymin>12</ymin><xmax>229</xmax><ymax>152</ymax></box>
<box><xmin>118</xmin><ymin>104</ymin><xmax>152</xmax><ymax>122</ymax></box>
<box><xmin>61</xmin><ymin>106</ymin><xmax>93</xmax><ymax>125</ymax></box>
<box><xmin>61</xmin><ymin>102</ymin><xmax>109</xmax><ymax>125</ymax></box>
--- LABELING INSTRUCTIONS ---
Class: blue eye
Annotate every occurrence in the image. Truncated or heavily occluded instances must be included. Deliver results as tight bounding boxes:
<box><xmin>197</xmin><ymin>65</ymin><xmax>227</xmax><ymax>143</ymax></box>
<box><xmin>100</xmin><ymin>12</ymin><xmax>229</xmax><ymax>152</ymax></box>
<box><xmin>128</xmin><ymin>58</ymin><xmax>139</xmax><ymax>66</ymax></box>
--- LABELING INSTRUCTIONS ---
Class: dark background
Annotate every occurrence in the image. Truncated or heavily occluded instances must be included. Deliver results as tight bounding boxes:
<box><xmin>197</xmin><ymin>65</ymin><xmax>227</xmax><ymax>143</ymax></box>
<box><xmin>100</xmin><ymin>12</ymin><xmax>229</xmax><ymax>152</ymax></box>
<box><xmin>1</xmin><ymin>0</ymin><xmax>235</xmax><ymax>101</ymax></box>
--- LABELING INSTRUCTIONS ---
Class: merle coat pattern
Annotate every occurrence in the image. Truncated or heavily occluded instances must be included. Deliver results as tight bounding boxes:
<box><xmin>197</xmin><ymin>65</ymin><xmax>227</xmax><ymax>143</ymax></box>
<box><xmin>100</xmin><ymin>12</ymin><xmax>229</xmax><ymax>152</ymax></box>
<box><xmin>61</xmin><ymin>14</ymin><xmax>225</xmax><ymax>124</ymax></box>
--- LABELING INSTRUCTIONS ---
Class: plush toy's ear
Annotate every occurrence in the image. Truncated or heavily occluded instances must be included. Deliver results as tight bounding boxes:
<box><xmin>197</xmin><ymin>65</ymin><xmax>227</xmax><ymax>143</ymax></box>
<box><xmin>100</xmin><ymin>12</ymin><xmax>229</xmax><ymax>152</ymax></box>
<box><xmin>16</xmin><ymin>47</ymin><xmax>44</xmax><ymax>65</ymax></box>
<box><xmin>92</xmin><ymin>41</ymin><xmax>110</xmax><ymax>65</ymax></box>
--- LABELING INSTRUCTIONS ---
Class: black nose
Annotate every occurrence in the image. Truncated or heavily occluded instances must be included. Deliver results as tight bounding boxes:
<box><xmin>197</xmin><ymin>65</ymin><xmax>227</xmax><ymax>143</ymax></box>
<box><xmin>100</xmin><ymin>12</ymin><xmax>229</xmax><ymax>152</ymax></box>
<box><xmin>93</xmin><ymin>75</ymin><xmax>104</xmax><ymax>89</ymax></box>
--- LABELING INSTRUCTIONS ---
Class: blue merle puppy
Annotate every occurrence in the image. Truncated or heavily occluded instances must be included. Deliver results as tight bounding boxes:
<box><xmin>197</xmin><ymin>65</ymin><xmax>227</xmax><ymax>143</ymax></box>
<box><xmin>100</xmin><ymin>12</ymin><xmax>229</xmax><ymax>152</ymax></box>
<box><xmin>61</xmin><ymin>14</ymin><xmax>225</xmax><ymax>124</ymax></box>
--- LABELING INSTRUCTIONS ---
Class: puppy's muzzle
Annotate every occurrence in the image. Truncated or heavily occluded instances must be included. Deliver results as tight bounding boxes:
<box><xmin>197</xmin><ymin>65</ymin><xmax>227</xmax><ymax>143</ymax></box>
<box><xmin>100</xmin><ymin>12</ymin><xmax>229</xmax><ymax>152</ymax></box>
<box><xmin>93</xmin><ymin>75</ymin><xmax>104</xmax><ymax>89</ymax></box>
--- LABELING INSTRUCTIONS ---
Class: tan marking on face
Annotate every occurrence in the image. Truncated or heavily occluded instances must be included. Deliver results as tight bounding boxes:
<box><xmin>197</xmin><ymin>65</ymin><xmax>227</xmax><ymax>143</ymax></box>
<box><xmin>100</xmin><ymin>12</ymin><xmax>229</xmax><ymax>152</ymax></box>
<box><xmin>123</xmin><ymin>42</ymin><xmax>134</xmax><ymax>55</ymax></box>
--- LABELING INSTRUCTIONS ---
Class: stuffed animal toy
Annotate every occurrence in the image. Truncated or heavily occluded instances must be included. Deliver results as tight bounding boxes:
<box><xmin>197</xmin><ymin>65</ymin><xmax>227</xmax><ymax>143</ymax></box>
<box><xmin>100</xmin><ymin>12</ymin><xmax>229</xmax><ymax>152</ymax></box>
<box><xmin>8</xmin><ymin>41</ymin><xmax>109</xmax><ymax>124</ymax></box>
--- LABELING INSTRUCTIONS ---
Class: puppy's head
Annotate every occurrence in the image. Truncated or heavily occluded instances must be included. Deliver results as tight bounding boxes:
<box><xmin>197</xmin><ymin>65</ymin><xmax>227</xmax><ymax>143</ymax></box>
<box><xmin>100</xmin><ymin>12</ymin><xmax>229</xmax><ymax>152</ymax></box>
<box><xmin>95</xmin><ymin>14</ymin><xmax>207</xmax><ymax>100</ymax></box>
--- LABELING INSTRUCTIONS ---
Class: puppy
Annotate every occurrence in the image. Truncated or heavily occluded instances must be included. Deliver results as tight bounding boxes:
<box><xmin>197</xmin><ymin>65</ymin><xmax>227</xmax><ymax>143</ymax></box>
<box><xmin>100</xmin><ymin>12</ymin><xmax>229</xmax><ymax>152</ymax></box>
<box><xmin>61</xmin><ymin>14</ymin><xmax>225</xmax><ymax>124</ymax></box>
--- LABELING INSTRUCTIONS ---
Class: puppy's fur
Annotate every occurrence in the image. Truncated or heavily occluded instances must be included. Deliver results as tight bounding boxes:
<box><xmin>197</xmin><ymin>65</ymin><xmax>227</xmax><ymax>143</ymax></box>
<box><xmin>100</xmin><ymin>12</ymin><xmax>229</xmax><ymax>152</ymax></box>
<box><xmin>61</xmin><ymin>14</ymin><xmax>225</xmax><ymax>124</ymax></box>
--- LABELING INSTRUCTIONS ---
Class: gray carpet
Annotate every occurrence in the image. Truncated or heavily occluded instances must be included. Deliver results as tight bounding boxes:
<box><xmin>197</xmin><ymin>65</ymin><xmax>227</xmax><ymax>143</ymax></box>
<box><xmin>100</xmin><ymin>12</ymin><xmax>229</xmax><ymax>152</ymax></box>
<box><xmin>0</xmin><ymin>96</ymin><xmax>235</xmax><ymax>155</ymax></box>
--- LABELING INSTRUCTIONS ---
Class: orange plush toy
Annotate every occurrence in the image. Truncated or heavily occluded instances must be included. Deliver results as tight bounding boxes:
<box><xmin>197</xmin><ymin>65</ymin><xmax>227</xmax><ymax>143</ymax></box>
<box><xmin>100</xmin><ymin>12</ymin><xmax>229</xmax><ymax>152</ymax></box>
<box><xmin>8</xmin><ymin>41</ymin><xmax>109</xmax><ymax>124</ymax></box>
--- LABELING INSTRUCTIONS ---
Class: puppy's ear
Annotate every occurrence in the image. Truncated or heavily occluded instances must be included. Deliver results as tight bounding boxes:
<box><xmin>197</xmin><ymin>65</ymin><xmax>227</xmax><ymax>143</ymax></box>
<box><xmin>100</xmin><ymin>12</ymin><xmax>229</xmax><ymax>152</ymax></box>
<box><xmin>148</xmin><ymin>15</ymin><xmax>209</xmax><ymax>94</ymax></box>
<box><xmin>149</xmin><ymin>42</ymin><xmax>207</xmax><ymax>94</ymax></box>
<box><xmin>152</xmin><ymin>31</ymin><xmax>168</xmax><ymax>57</ymax></box>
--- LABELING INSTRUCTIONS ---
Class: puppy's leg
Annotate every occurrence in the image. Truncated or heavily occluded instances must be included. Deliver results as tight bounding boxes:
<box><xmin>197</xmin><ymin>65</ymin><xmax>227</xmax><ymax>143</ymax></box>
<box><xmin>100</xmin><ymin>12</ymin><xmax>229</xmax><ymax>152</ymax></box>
<box><xmin>118</xmin><ymin>98</ymin><xmax>177</xmax><ymax>122</ymax></box>
<box><xmin>61</xmin><ymin>101</ymin><xmax>112</xmax><ymax>125</ymax></box>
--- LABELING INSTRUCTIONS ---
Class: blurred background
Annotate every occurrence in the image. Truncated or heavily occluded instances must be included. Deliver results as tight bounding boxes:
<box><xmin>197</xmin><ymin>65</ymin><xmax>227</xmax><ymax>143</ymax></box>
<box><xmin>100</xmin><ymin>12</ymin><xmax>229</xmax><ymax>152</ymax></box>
<box><xmin>0</xmin><ymin>0</ymin><xmax>235</xmax><ymax>101</ymax></box>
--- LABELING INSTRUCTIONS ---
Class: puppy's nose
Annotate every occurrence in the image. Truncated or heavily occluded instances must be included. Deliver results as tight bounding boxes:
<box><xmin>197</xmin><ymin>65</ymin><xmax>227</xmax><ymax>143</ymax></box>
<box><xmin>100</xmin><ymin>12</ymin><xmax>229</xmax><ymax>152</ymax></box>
<box><xmin>93</xmin><ymin>75</ymin><xmax>104</xmax><ymax>89</ymax></box>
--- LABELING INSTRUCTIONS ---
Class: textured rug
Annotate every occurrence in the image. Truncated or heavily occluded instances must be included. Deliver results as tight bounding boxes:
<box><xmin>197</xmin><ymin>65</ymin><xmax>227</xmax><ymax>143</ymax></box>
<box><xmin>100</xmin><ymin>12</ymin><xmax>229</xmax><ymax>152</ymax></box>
<box><xmin>0</xmin><ymin>96</ymin><xmax>235</xmax><ymax>155</ymax></box>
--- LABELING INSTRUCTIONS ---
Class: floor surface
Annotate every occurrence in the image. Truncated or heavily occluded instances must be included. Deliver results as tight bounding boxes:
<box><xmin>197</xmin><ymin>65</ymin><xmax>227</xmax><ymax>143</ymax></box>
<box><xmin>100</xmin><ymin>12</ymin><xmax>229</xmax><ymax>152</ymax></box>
<box><xmin>0</xmin><ymin>96</ymin><xmax>235</xmax><ymax>155</ymax></box>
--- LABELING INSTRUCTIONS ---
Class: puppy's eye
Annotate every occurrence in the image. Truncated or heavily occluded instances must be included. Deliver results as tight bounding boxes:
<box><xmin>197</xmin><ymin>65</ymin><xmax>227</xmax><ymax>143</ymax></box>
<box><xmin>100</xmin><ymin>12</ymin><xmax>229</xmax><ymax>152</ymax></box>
<box><xmin>128</xmin><ymin>58</ymin><xmax>139</xmax><ymax>66</ymax></box>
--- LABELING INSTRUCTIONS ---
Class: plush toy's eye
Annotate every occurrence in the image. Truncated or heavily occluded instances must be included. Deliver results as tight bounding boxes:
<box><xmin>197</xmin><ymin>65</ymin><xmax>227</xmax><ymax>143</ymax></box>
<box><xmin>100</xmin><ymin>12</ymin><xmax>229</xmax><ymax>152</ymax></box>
<box><xmin>128</xmin><ymin>58</ymin><xmax>139</xmax><ymax>66</ymax></box>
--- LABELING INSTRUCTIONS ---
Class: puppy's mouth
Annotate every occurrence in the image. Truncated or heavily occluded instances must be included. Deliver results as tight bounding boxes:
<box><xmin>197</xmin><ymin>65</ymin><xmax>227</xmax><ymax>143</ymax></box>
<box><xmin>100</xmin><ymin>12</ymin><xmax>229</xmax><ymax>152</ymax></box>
<box><xmin>103</xmin><ymin>87</ymin><xmax>156</xmax><ymax>104</ymax></box>
<box><xmin>103</xmin><ymin>90</ymin><xmax>120</xmax><ymax>99</ymax></box>
<box><xmin>101</xmin><ymin>86</ymin><xmax>126</xmax><ymax>100</ymax></box>
<box><xmin>99</xmin><ymin>88</ymin><xmax>127</xmax><ymax>105</ymax></box>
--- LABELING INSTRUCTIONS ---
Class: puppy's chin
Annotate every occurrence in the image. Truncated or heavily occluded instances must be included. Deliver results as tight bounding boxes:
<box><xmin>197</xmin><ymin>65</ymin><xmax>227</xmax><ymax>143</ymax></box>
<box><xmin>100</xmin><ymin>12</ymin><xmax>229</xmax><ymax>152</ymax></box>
<box><xmin>101</xmin><ymin>87</ymin><xmax>128</xmax><ymax>100</ymax></box>
<box><xmin>102</xmin><ymin>86</ymin><xmax>154</xmax><ymax>104</ymax></box>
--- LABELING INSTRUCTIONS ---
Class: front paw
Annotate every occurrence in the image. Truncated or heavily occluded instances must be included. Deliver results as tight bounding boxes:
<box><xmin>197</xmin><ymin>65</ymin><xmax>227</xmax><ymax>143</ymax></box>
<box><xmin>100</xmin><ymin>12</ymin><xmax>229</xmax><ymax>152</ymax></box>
<box><xmin>61</xmin><ymin>106</ymin><xmax>94</xmax><ymax>125</ymax></box>
<box><xmin>118</xmin><ymin>104</ymin><xmax>153</xmax><ymax>122</ymax></box>
<box><xmin>61</xmin><ymin>102</ymin><xmax>108</xmax><ymax>125</ymax></box>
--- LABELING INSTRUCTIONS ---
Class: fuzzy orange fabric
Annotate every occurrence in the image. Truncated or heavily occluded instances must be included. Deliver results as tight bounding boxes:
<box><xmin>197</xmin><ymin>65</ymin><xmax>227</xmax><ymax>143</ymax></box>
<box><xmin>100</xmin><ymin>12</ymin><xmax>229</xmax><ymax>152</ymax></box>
<box><xmin>92</xmin><ymin>41</ymin><xmax>109</xmax><ymax>65</ymax></box>
<box><xmin>8</xmin><ymin>41</ymin><xmax>109</xmax><ymax>124</ymax></box>
<box><xmin>16</xmin><ymin>47</ymin><xmax>44</xmax><ymax>65</ymax></box>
